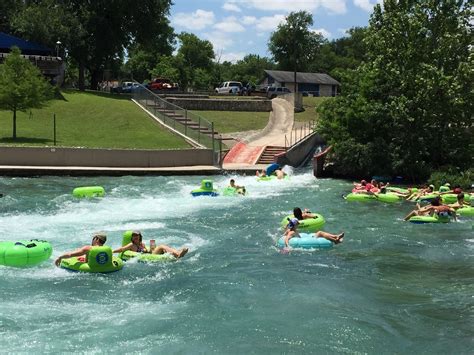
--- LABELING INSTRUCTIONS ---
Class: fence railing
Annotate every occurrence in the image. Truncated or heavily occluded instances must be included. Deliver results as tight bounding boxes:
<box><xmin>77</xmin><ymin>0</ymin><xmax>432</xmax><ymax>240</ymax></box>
<box><xmin>284</xmin><ymin>120</ymin><xmax>316</xmax><ymax>150</ymax></box>
<box><xmin>132</xmin><ymin>84</ymin><xmax>222</xmax><ymax>166</ymax></box>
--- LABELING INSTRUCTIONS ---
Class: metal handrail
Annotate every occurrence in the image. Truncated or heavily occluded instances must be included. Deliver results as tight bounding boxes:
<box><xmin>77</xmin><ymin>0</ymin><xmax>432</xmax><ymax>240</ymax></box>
<box><xmin>284</xmin><ymin>120</ymin><xmax>316</xmax><ymax>151</ymax></box>
<box><xmin>131</xmin><ymin>83</ymin><xmax>222</xmax><ymax>165</ymax></box>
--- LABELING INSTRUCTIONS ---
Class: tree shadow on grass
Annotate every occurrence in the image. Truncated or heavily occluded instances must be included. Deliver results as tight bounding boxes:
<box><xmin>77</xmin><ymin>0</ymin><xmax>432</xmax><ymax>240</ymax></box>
<box><xmin>0</xmin><ymin>137</ymin><xmax>54</xmax><ymax>145</ymax></box>
<box><xmin>63</xmin><ymin>89</ymin><xmax>133</xmax><ymax>101</ymax></box>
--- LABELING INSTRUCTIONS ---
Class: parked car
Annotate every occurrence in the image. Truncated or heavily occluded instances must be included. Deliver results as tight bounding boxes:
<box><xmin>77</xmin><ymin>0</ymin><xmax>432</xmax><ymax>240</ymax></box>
<box><xmin>112</xmin><ymin>81</ymin><xmax>141</xmax><ymax>93</ymax></box>
<box><xmin>266</xmin><ymin>86</ymin><xmax>291</xmax><ymax>99</ymax></box>
<box><xmin>148</xmin><ymin>78</ymin><xmax>174</xmax><ymax>91</ymax></box>
<box><xmin>215</xmin><ymin>81</ymin><xmax>242</xmax><ymax>94</ymax></box>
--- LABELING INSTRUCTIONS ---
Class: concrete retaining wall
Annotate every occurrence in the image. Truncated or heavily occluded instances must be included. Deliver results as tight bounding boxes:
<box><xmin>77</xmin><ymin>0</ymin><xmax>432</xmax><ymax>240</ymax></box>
<box><xmin>165</xmin><ymin>97</ymin><xmax>272</xmax><ymax>112</ymax></box>
<box><xmin>0</xmin><ymin>147</ymin><xmax>215</xmax><ymax>167</ymax></box>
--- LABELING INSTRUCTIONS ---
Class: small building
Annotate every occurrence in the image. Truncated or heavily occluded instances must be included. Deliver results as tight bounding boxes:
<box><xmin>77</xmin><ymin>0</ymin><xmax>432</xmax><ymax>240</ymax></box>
<box><xmin>0</xmin><ymin>32</ymin><xmax>64</xmax><ymax>85</ymax></box>
<box><xmin>261</xmin><ymin>70</ymin><xmax>340</xmax><ymax>97</ymax></box>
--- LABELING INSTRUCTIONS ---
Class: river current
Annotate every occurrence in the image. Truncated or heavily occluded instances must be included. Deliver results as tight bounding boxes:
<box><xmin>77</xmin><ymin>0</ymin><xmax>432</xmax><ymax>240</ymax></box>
<box><xmin>0</xmin><ymin>172</ymin><xmax>472</xmax><ymax>353</ymax></box>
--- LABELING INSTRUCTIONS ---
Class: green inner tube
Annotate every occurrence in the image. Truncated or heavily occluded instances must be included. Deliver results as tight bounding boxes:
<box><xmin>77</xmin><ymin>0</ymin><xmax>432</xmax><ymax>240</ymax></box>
<box><xmin>0</xmin><ymin>240</ymin><xmax>52</xmax><ymax>267</ymax></box>
<box><xmin>120</xmin><ymin>231</ymin><xmax>176</xmax><ymax>262</ymax></box>
<box><xmin>72</xmin><ymin>186</ymin><xmax>105</xmax><ymax>198</ymax></box>
<box><xmin>457</xmin><ymin>206</ymin><xmax>474</xmax><ymax>217</ymax></box>
<box><xmin>280</xmin><ymin>214</ymin><xmax>326</xmax><ymax>233</ymax></box>
<box><xmin>386</xmin><ymin>186</ymin><xmax>418</xmax><ymax>194</ymax></box>
<box><xmin>345</xmin><ymin>193</ymin><xmax>400</xmax><ymax>203</ymax></box>
<box><xmin>222</xmin><ymin>187</ymin><xmax>246</xmax><ymax>196</ymax></box>
<box><xmin>257</xmin><ymin>175</ymin><xmax>289</xmax><ymax>181</ymax></box>
<box><xmin>441</xmin><ymin>194</ymin><xmax>471</xmax><ymax>204</ymax></box>
<box><xmin>408</xmin><ymin>215</ymin><xmax>450</xmax><ymax>224</ymax></box>
<box><xmin>60</xmin><ymin>246</ymin><xmax>123</xmax><ymax>273</ymax></box>
<box><xmin>120</xmin><ymin>250</ymin><xmax>175</xmax><ymax>263</ymax></box>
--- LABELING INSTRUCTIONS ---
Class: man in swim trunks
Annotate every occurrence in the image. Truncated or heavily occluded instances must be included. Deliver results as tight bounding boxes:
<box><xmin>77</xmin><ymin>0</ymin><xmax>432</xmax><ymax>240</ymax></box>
<box><xmin>404</xmin><ymin>196</ymin><xmax>456</xmax><ymax>221</ymax></box>
<box><xmin>55</xmin><ymin>233</ymin><xmax>107</xmax><ymax>266</ymax></box>
<box><xmin>113</xmin><ymin>231</ymin><xmax>188</xmax><ymax>259</ymax></box>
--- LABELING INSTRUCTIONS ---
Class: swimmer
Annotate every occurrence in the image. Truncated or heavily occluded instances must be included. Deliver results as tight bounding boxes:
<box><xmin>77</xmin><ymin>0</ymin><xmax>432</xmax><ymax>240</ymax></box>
<box><xmin>283</xmin><ymin>218</ymin><xmax>344</xmax><ymax>247</ymax></box>
<box><xmin>404</xmin><ymin>196</ymin><xmax>456</xmax><ymax>221</ymax></box>
<box><xmin>55</xmin><ymin>233</ymin><xmax>107</xmax><ymax>266</ymax></box>
<box><xmin>229</xmin><ymin>179</ymin><xmax>246</xmax><ymax>195</ymax></box>
<box><xmin>293</xmin><ymin>207</ymin><xmax>317</xmax><ymax>220</ymax></box>
<box><xmin>113</xmin><ymin>231</ymin><xmax>188</xmax><ymax>258</ymax></box>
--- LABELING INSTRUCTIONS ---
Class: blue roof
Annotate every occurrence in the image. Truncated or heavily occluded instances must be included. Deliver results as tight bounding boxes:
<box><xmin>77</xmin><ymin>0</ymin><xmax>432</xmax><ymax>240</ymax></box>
<box><xmin>0</xmin><ymin>32</ymin><xmax>52</xmax><ymax>55</ymax></box>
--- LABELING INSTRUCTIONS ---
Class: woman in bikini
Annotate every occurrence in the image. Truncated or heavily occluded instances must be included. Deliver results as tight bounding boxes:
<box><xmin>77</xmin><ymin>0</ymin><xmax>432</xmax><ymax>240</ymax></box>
<box><xmin>113</xmin><ymin>231</ymin><xmax>188</xmax><ymax>258</ymax></box>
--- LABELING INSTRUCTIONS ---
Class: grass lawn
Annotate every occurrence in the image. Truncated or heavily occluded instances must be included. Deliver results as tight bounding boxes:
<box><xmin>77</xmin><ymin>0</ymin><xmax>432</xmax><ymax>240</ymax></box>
<box><xmin>295</xmin><ymin>96</ymin><xmax>332</xmax><ymax>123</ymax></box>
<box><xmin>0</xmin><ymin>90</ymin><xmax>190</xmax><ymax>149</ymax></box>
<box><xmin>194</xmin><ymin>96</ymin><xmax>333</xmax><ymax>133</ymax></box>
<box><xmin>192</xmin><ymin>111</ymin><xmax>269</xmax><ymax>133</ymax></box>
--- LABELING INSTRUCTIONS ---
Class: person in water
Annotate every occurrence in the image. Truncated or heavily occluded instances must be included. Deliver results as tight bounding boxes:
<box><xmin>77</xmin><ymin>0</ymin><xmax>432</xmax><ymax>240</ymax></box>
<box><xmin>113</xmin><ymin>231</ymin><xmax>188</xmax><ymax>259</ymax></box>
<box><xmin>407</xmin><ymin>184</ymin><xmax>435</xmax><ymax>201</ymax></box>
<box><xmin>293</xmin><ymin>207</ymin><xmax>317</xmax><ymax>220</ymax></box>
<box><xmin>404</xmin><ymin>196</ymin><xmax>456</xmax><ymax>221</ymax></box>
<box><xmin>283</xmin><ymin>217</ymin><xmax>344</xmax><ymax>247</ymax></box>
<box><xmin>55</xmin><ymin>233</ymin><xmax>107</xmax><ymax>266</ymax></box>
<box><xmin>229</xmin><ymin>179</ymin><xmax>246</xmax><ymax>195</ymax></box>
<box><xmin>448</xmin><ymin>193</ymin><xmax>470</xmax><ymax>209</ymax></box>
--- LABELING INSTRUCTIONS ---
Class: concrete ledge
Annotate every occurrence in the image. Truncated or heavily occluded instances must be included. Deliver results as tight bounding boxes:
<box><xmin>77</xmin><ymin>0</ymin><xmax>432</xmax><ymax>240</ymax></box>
<box><xmin>0</xmin><ymin>164</ymin><xmax>266</xmax><ymax>177</ymax></box>
<box><xmin>0</xmin><ymin>147</ymin><xmax>215</xmax><ymax>168</ymax></box>
<box><xmin>0</xmin><ymin>165</ymin><xmax>222</xmax><ymax>176</ymax></box>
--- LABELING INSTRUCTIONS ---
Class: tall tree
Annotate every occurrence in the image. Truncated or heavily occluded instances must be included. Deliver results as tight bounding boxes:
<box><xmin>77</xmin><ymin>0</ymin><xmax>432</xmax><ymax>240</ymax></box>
<box><xmin>175</xmin><ymin>32</ymin><xmax>214</xmax><ymax>89</ymax></box>
<box><xmin>12</xmin><ymin>0</ymin><xmax>174</xmax><ymax>90</ymax></box>
<box><xmin>317</xmin><ymin>0</ymin><xmax>473</xmax><ymax>180</ymax></box>
<box><xmin>310</xmin><ymin>27</ymin><xmax>368</xmax><ymax>79</ymax></box>
<box><xmin>0</xmin><ymin>47</ymin><xmax>53</xmax><ymax>139</ymax></box>
<box><xmin>0</xmin><ymin>0</ymin><xmax>22</xmax><ymax>34</ymax></box>
<box><xmin>268</xmin><ymin>11</ymin><xmax>323</xmax><ymax>72</ymax></box>
<box><xmin>230</xmin><ymin>54</ymin><xmax>276</xmax><ymax>85</ymax></box>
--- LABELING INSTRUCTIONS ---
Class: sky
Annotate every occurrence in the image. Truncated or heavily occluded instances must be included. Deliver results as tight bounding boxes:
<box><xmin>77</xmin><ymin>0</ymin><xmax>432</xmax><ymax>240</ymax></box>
<box><xmin>170</xmin><ymin>0</ymin><xmax>382</xmax><ymax>62</ymax></box>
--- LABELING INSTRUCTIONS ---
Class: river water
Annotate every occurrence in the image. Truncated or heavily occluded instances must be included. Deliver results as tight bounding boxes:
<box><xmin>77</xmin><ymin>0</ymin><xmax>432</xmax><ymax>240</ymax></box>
<box><xmin>0</xmin><ymin>172</ymin><xmax>472</xmax><ymax>354</ymax></box>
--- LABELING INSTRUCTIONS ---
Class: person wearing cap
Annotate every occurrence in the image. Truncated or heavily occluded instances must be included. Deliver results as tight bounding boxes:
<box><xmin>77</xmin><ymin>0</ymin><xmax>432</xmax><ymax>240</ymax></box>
<box><xmin>54</xmin><ymin>233</ymin><xmax>107</xmax><ymax>266</ymax></box>
<box><xmin>113</xmin><ymin>231</ymin><xmax>188</xmax><ymax>259</ymax></box>
<box><xmin>283</xmin><ymin>216</ymin><xmax>344</xmax><ymax>247</ymax></box>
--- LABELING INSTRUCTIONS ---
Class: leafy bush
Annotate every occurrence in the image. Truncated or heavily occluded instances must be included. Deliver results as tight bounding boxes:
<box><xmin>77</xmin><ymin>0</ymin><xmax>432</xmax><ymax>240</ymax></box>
<box><xmin>428</xmin><ymin>167</ymin><xmax>473</xmax><ymax>190</ymax></box>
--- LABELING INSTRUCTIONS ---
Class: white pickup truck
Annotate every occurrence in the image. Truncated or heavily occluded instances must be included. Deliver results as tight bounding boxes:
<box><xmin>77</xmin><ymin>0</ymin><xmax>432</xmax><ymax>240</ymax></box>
<box><xmin>215</xmin><ymin>81</ymin><xmax>242</xmax><ymax>94</ymax></box>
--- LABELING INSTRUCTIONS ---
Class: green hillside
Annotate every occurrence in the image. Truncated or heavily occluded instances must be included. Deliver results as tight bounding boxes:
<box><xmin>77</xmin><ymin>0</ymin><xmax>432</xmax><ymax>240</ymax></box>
<box><xmin>0</xmin><ymin>90</ymin><xmax>190</xmax><ymax>149</ymax></box>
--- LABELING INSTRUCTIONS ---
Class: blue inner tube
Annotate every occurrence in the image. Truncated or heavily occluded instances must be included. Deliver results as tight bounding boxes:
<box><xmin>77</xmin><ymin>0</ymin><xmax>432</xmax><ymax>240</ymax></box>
<box><xmin>277</xmin><ymin>233</ymin><xmax>333</xmax><ymax>249</ymax></box>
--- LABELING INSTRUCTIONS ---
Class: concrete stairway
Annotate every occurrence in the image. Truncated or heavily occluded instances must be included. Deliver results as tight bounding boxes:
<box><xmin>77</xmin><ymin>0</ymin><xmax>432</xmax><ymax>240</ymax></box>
<box><xmin>257</xmin><ymin>146</ymin><xmax>286</xmax><ymax>164</ymax></box>
<box><xmin>151</xmin><ymin>107</ymin><xmax>219</xmax><ymax>137</ymax></box>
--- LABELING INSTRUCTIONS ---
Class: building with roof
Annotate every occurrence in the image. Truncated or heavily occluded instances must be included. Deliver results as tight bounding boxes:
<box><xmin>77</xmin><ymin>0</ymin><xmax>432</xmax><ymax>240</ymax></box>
<box><xmin>0</xmin><ymin>32</ymin><xmax>64</xmax><ymax>85</ymax></box>
<box><xmin>261</xmin><ymin>70</ymin><xmax>340</xmax><ymax>97</ymax></box>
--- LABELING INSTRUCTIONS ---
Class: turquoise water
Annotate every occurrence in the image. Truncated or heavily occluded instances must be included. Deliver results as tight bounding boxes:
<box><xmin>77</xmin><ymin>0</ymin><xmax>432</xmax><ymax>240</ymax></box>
<box><xmin>0</xmin><ymin>172</ymin><xmax>472</xmax><ymax>353</ymax></box>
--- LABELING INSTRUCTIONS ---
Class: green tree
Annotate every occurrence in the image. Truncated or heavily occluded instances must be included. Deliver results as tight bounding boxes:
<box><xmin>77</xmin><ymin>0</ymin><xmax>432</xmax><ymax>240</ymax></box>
<box><xmin>310</xmin><ymin>27</ymin><xmax>368</xmax><ymax>80</ymax></box>
<box><xmin>318</xmin><ymin>0</ymin><xmax>473</xmax><ymax>180</ymax></box>
<box><xmin>176</xmin><ymin>32</ymin><xmax>214</xmax><ymax>89</ymax></box>
<box><xmin>0</xmin><ymin>47</ymin><xmax>52</xmax><ymax>139</ymax></box>
<box><xmin>149</xmin><ymin>55</ymin><xmax>180</xmax><ymax>83</ymax></box>
<box><xmin>0</xmin><ymin>0</ymin><xmax>22</xmax><ymax>33</ymax></box>
<box><xmin>268</xmin><ymin>11</ymin><xmax>323</xmax><ymax>72</ymax></box>
<box><xmin>11</xmin><ymin>0</ymin><xmax>174</xmax><ymax>90</ymax></box>
<box><xmin>230</xmin><ymin>54</ymin><xmax>275</xmax><ymax>85</ymax></box>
